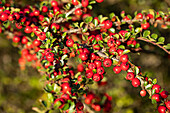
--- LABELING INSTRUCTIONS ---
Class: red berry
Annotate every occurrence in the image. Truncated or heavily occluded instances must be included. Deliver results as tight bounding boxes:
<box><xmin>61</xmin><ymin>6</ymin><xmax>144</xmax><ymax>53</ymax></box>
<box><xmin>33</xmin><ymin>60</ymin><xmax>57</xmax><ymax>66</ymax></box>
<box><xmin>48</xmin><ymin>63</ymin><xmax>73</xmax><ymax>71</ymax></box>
<box><xmin>42</xmin><ymin>6</ymin><xmax>48</xmax><ymax>13</ymax></box>
<box><xmin>120</xmin><ymin>54</ymin><xmax>129</xmax><ymax>63</ymax></box>
<box><xmin>90</xmin><ymin>53</ymin><xmax>96</xmax><ymax>60</ymax></box>
<box><xmin>104</xmin><ymin>20</ymin><xmax>112</xmax><ymax>29</ymax></box>
<box><xmin>120</xmin><ymin>63</ymin><xmax>129</xmax><ymax>71</ymax></box>
<box><xmin>82</xmin><ymin>0</ymin><xmax>89</xmax><ymax>7</ymax></box>
<box><xmin>160</xmin><ymin>90</ymin><xmax>168</xmax><ymax>99</ymax></box>
<box><xmin>107</xmin><ymin>38</ymin><xmax>115</xmax><ymax>47</ymax></box>
<box><xmin>72</xmin><ymin>0</ymin><xmax>79</xmax><ymax>5</ymax></box>
<box><xmin>136</xmin><ymin>13</ymin><xmax>143</xmax><ymax>19</ymax></box>
<box><xmin>61</xmin><ymin>93</ymin><xmax>70</xmax><ymax>100</ymax></box>
<box><xmin>75</xmin><ymin>8</ymin><xmax>82</xmax><ymax>15</ymax></box>
<box><xmin>126</xmin><ymin>72</ymin><xmax>135</xmax><ymax>81</ymax></box>
<box><xmin>79</xmin><ymin>52</ymin><xmax>88</xmax><ymax>61</ymax></box>
<box><xmin>21</xmin><ymin>36</ymin><xmax>28</xmax><ymax>44</ymax></box>
<box><xmin>109</xmin><ymin>47</ymin><xmax>116</xmax><ymax>55</ymax></box>
<box><xmin>24</xmin><ymin>26</ymin><xmax>32</xmax><ymax>33</ymax></box>
<box><xmin>113</xmin><ymin>66</ymin><xmax>121</xmax><ymax>74</ymax></box>
<box><xmin>116</xmin><ymin>40</ymin><xmax>121</xmax><ymax>45</ymax></box>
<box><xmin>93</xmin><ymin>73</ymin><xmax>101</xmax><ymax>82</ymax></box>
<box><xmin>13</xmin><ymin>36</ymin><xmax>20</xmax><ymax>43</ymax></box>
<box><xmin>94</xmin><ymin>60</ymin><xmax>102</xmax><ymax>68</ymax></box>
<box><xmin>93</xmin><ymin>44</ymin><xmax>100</xmax><ymax>50</ymax></box>
<box><xmin>95</xmin><ymin>34</ymin><xmax>102</xmax><ymax>41</ymax></box>
<box><xmin>97</xmin><ymin>67</ymin><xmax>105</xmax><ymax>75</ymax></box>
<box><xmin>33</xmin><ymin>39</ymin><xmax>41</xmax><ymax>47</ymax></box>
<box><xmin>53</xmin><ymin>6</ymin><xmax>60</xmax><ymax>15</ymax></box>
<box><xmin>158</xmin><ymin>106</ymin><xmax>167</xmax><ymax>113</ymax></box>
<box><xmin>61</xmin><ymin>83</ymin><xmax>71</xmax><ymax>93</ymax></box>
<box><xmin>51</xmin><ymin>0</ymin><xmax>58</xmax><ymax>7</ymax></box>
<box><xmin>166</xmin><ymin>101</ymin><xmax>170</xmax><ymax>110</ymax></box>
<box><xmin>34</xmin><ymin>10</ymin><xmax>40</xmax><ymax>16</ymax></box>
<box><xmin>85</xmin><ymin>98</ymin><xmax>92</xmax><ymax>104</ymax></box>
<box><xmin>141</xmin><ymin>22</ymin><xmax>150</xmax><ymax>30</ymax></box>
<box><xmin>103</xmin><ymin>58</ymin><xmax>112</xmax><ymax>67</ymax></box>
<box><xmin>46</xmin><ymin>53</ymin><xmax>54</xmax><ymax>62</ymax></box>
<box><xmin>8</xmin><ymin>14</ymin><xmax>14</xmax><ymax>21</ymax></box>
<box><xmin>51</xmin><ymin>23</ymin><xmax>60</xmax><ymax>30</ymax></box>
<box><xmin>66</xmin><ymin>39</ymin><xmax>74</xmax><ymax>47</ymax></box>
<box><xmin>0</xmin><ymin>12</ymin><xmax>8</xmax><ymax>21</ymax></box>
<box><xmin>132</xmin><ymin>78</ymin><xmax>140</xmax><ymax>87</ymax></box>
<box><xmin>85</xmin><ymin>70</ymin><xmax>93</xmax><ymax>78</ymax></box>
<box><xmin>152</xmin><ymin>84</ymin><xmax>161</xmax><ymax>93</ymax></box>
<box><xmin>140</xmin><ymin>90</ymin><xmax>146</xmax><ymax>97</ymax></box>
<box><xmin>151</xmin><ymin>94</ymin><xmax>161</xmax><ymax>102</ymax></box>
<box><xmin>94</xmin><ymin>104</ymin><xmax>101</xmax><ymax>111</ymax></box>
<box><xmin>78</xmin><ymin>75</ymin><xmax>83</xmax><ymax>81</ymax></box>
<box><xmin>96</xmin><ymin>0</ymin><xmax>103</xmax><ymax>3</ymax></box>
<box><xmin>119</xmin><ymin>30</ymin><xmax>128</xmax><ymax>37</ymax></box>
<box><xmin>26</xmin><ymin>54</ymin><xmax>33</xmax><ymax>62</ymax></box>
<box><xmin>38</xmin><ymin>32</ymin><xmax>46</xmax><ymax>40</ymax></box>
<box><xmin>88</xmin><ymin>63</ymin><xmax>96</xmax><ymax>70</ymax></box>
<box><xmin>117</xmin><ymin>49</ymin><xmax>124</xmax><ymax>56</ymax></box>
<box><xmin>77</xmin><ymin>64</ymin><xmax>84</xmax><ymax>72</ymax></box>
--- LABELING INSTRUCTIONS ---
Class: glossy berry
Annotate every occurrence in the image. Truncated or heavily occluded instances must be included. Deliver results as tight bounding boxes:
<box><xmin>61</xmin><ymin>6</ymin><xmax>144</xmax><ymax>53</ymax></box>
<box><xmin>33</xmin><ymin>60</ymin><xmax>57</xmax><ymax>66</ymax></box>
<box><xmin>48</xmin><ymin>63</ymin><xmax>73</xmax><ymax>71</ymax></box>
<box><xmin>77</xmin><ymin>64</ymin><xmax>84</xmax><ymax>72</ymax></box>
<box><xmin>88</xmin><ymin>63</ymin><xmax>96</xmax><ymax>70</ymax></box>
<box><xmin>95</xmin><ymin>34</ymin><xmax>102</xmax><ymax>41</ymax></box>
<box><xmin>126</xmin><ymin>72</ymin><xmax>135</xmax><ymax>81</ymax></box>
<box><xmin>104</xmin><ymin>20</ymin><xmax>112</xmax><ymax>29</ymax></box>
<box><xmin>33</xmin><ymin>39</ymin><xmax>41</xmax><ymax>47</ymax></box>
<box><xmin>61</xmin><ymin>83</ymin><xmax>71</xmax><ymax>93</ymax></box>
<box><xmin>46</xmin><ymin>53</ymin><xmax>54</xmax><ymax>62</ymax></box>
<box><xmin>90</xmin><ymin>53</ymin><xmax>96</xmax><ymax>60</ymax></box>
<box><xmin>103</xmin><ymin>58</ymin><xmax>112</xmax><ymax>67</ymax></box>
<box><xmin>94</xmin><ymin>60</ymin><xmax>102</xmax><ymax>68</ymax></box>
<box><xmin>34</xmin><ymin>10</ymin><xmax>40</xmax><ymax>16</ymax></box>
<box><xmin>66</xmin><ymin>39</ymin><xmax>74</xmax><ymax>47</ymax></box>
<box><xmin>75</xmin><ymin>8</ymin><xmax>82</xmax><ymax>15</ymax></box>
<box><xmin>113</xmin><ymin>66</ymin><xmax>121</xmax><ymax>74</ymax></box>
<box><xmin>93</xmin><ymin>44</ymin><xmax>100</xmax><ymax>50</ymax></box>
<box><xmin>51</xmin><ymin>0</ymin><xmax>58</xmax><ymax>7</ymax></box>
<box><xmin>97</xmin><ymin>67</ymin><xmax>105</xmax><ymax>75</ymax></box>
<box><xmin>38</xmin><ymin>32</ymin><xmax>46</xmax><ymax>40</ymax></box>
<box><xmin>21</xmin><ymin>36</ymin><xmax>28</xmax><ymax>44</ymax></box>
<box><xmin>93</xmin><ymin>73</ymin><xmax>101</xmax><ymax>82</ymax></box>
<box><xmin>160</xmin><ymin>90</ymin><xmax>168</xmax><ymax>99</ymax></box>
<box><xmin>79</xmin><ymin>52</ymin><xmax>88</xmax><ymax>61</ymax></box>
<box><xmin>141</xmin><ymin>22</ymin><xmax>150</xmax><ymax>30</ymax></box>
<box><xmin>117</xmin><ymin>49</ymin><xmax>124</xmax><ymax>56</ymax></box>
<box><xmin>109</xmin><ymin>47</ymin><xmax>116</xmax><ymax>55</ymax></box>
<box><xmin>96</xmin><ymin>0</ymin><xmax>103</xmax><ymax>3</ymax></box>
<box><xmin>132</xmin><ymin>78</ymin><xmax>140</xmax><ymax>87</ymax></box>
<box><xmin>42</xmin><ymin>6</ymin><xmax>48</xmax><ymax>12</ymax></box>
<box><xmin>120</xmin><ymin>63</ymin><xmax>129</xmax><ymax>71</ymax></box>
<box><xmin>120</xmin><ymin>54</ymin><xmax>129</xmax><ymax>63</ymax></box>
<box><xmin>151</xmin><ymin>94</ymin><xmax>161</xmax><ymax>102</ymax></box>
<box><xmin>166</xmin><ymin>101</ymin><xmax>170</xmax><ymax>110</ymax></box>
<box><xmin>82</xmin><ymin>0</ymin><xmax>89</xmax><ymax>7</ymax></box>
<box><xmin>85</xmin><ymin>70</ymin><xmax>93</xmax><ymax>78</ymax></box>
<box><xmin>13</xmin><ymin>36</ymin><xmax>20</xmax><ymax>43</ymax></box>
<box><xmin>24</xmin><ymin>26</ymin><xmax>32</xmax><ymax>33</ymax></box>
<box><xmin>72</xmin><ymin>0</ymin><xmax>79</xmax><ymax>5</ymax></box>
<box><xmin>0</xmin><ymin>12</ymin><xmax>8</xmax><ymax>21</ymax></box>
<box><xmin>152</xmin><ymin>84</ymin><xmax>161</xmax><ymax>93</ymax></box>
<box><xmin>136</xmin><ymin>13</ymin><xmax>143</xmax><ymax>19</ymax></box>
<box><xmin>140</xmin><ymin>90</ymin><xmax>146</xmax><ymax>97</ymax></box>
<box><xmin>107</xmin><ymin>38</ymin><xmax>115</xmax><ymax>47</ymax></box>
<box><xmin>157</xmin><ymin>106</ymin><xmax>167</xmax><ymax>113</ymax></box>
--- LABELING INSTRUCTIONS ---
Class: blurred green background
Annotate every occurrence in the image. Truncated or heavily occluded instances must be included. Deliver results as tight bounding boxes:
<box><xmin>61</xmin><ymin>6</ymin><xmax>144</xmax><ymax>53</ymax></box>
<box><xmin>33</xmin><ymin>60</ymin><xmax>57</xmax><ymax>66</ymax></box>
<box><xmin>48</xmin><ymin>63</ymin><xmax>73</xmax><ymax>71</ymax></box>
<box><xmin>0</xmin><ymin>0</ymin><xmax>170</xmax><ymax>113</ymax></box>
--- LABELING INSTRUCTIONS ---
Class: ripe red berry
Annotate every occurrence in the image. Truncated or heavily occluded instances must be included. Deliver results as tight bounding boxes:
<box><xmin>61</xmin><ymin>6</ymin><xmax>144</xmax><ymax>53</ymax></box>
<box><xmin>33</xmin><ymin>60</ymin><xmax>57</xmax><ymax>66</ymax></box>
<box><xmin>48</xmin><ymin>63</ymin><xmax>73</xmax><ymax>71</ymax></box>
<box><xmin>79</xmin><ymin>52</ymin><xmax>88</xmax><ymax>61</ymax></box>
<box><xmin>151</xmin><ymin>94</ymin><xmax>161</xmax><ymax>102</ymax></box>
<box><xmin>8</xmin><ymin>14</ymin><xmax>14</xmax><ymax>21</ymax></box>
<box><xmin>152</xmin><ymin>84</ymin><xmax>161</xmax><ymax>93</ymax></box>
<box><xmin>82</xmin><ymin>0</ymin><xmax>89</xmax><ymax>7</ymax></box>
<box><xmin>46</xmin><ymin>53</ymin><xmax>54</xmax><ymax>62</ymax></box>
<box><xmin>120</xmin><ymin>54</ymin><xmax>129</xmax><ymax>63</ymax></box>
<box><xmin>38</xmin><ymin>32</ymin><xmax>46</xmax><ymax>40</ymax></box>
<box><xmin>0</xmin><ymin>12</ymin><xmax>8</xmax><ymax>21</ymax></box>
<box><xmin>77</xmin><ymin>64</ymin><xmax>84</xmax><ymax>72</ymax></box>
<box><xmin>96</xmin><ymin>0</ymin><xmax>104</xmax><ymax>3</ymax></box>
<box><xmin>136</xmin><ymin>13</ymin><xmax>143</xmax><ymax>19</ymax></box>
<box><xmin>66</xmin><ymin>39</ymin><xmax>74</xmax><ymax>47</ymax></box>
<box><xmin>90</xmin><ymin>53</ymin><xmax>96</xmax><ymax>60</ymax></box>
<box><xmin>93</xmin><ymin>73</ymin><xmax>101</xmax><ymax>82</ymax></box>
<box><xmin>97</xmin><ymin>67</ymin><xmax>105</xmax><ymax>75</ymax></box>
<box><xmin>13</xmin><ymin>36</ymin><xmax>20</xmax><ymax>43</ymax></box>
<box><xmin>85</xmin><ymin>98</ymin><xmax>92</xmax><ymax>104</ymax></box>
<box><xmin>140</xmin><ymin>90</ymin><xmax>146</xmax><ymax>97</ymax></box>
<box><xmin>166</xmin><ymin>101</ymin><xmax>170</xmax><ymax>110</ymax></box>
<box><xmin>26</xmin><ymin>54</ymin><xmax>33</xmax><ymax>62</ymax></box>
<box><xmin>42</xmin><ymin>6</ymin><xmax>48</xmax><ymax>13</ymax></box>
<box><xmin>103</xmin><ymin>58</ymin><xmax>112</xmax><ymax>67</ymax></box>
<box><xmin>61</xmin><ymin>93</ymin><xmax>70</xmax><ymax>100</ymax></box>
<box><xmin>61</xmin><ymin>83</ymin><xmax>71</xmax><ymax>93</ymax></box>
<box><xmin>157</xmin><ymin>106</ymin><xmax>167</xmax><ymax>113</ymax></box>
<box><xmin>88</xmin><ymin>63</ymin><xmax>96</xmax><ymax>70</ymax></box>
<box><xmin>160</xmin><ymin>90</ymin><xmax>168</xmax><ymax>99</ymax></box>
<box><xmin>78</xmin><ymin>75</ymin><xmax>83</xmax><ymax>81</ymax></box>
<box><xmin>126</xmin><ymin>72</ymin><xmax>135</xmax><ymax>81</ymax></box>
<box><xmin>95</xmin><ymin>34</ymin><xmax>102</xmax><ymax>41</ymax></box>
<box><xmin>113</xmin><ymin>66</ymin><xmax>121</xmax><ymax>74</ymax></box>
<box><xmin>94</xmin><ymin>60</ymin><xmax>102</xmax><ymax>68</ymax></box>
<box><xmin>141</xmin><ymin>22</ymin><xmax>150</xmax><ymax>30</ymax></box>
<box><xmin>109</xmin><ymin>47</ymin><xmax>116</xmax><ymax>55</ymax></box>
<box><xmin>24</xmin><ymin>26</ymin><xmax>32</xmax><ymax>33</ymax></box>
<box><xmin>85</xmin><ymin>70</ymin><xmax>93</xmax><ymax>78</ymax></box>
<box><xmin>75</xmin><ymin>8</ymin><xmax>82</xmax><ymax>15</ymax></box>
<box><xmin>104</xmin><ymin>20</ymin><xmax>112</xmax><ymax>29</ymax></box>
<box><xmin>94</xmin><ymin>104</ymin><xmax>101</xmax><ymax>111</ymax></box>
<box><xmin>33</xmin><ymin>39</ymin><xmax>41</xmax><ymax>47</ymax></box>
<box><xmin>132</xmin><ymin>78</ymin><xmax>140</xmax><ymax>87</ymax></box>
<box><xmin>72</xmin><ymin>0</ymin><xmax>79</xmax><ymax>5</ymax></box>
<box><xmin>93</xmin><ymin>44</ymin><xmax>100</xmax><ymax>50</ymax></box>
<box><xmin>21</xmin><ymin>36</ymin><xmax>28</xmax><ymax>44</ymax></box>
<box><xmin>120</xmin><ymin>63</ymin><xmax>129</xmax><ymax>71</ymax></box>
<box><xmin>34</xmin><ymin>10</ymin><xmax>40</xmax><ymax>16</ymax></box>
<box><xmin>51</xmin><ymin>0</ymin><xmax>58</xmax><ymax>7</ymax></box>
<box><xmin>119</xmin><ymin>30</ymin><xmax>128</xmax><ymax>37</ymax></box>
<box><xmin>117</xmin><ymin>49</ymin><xmax>124</xmax><ymax>56</ymax></box>
<box><xmin>107</xmin><ymin>38</ymin><xmax>115</xmax><ymax>47</ymax></box>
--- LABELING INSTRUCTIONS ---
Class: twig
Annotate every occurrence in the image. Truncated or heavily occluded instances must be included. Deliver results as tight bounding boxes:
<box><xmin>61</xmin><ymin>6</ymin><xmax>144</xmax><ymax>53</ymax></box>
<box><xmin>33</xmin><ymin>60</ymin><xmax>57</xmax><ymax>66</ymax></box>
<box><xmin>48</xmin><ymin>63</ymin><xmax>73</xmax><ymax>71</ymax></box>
<box><xmin>65</xmin><ymin>28</ymin><xmax>82</xmax><ymax>34</ymax></box>
<box><xmin>137</xmin><ymin>37</ymin><xmax>170</xmax><ymax>54</ymax></box>
<box><xmin>54</xmin><ymin>4</ymin><xmax>82</xmax><ymax>23</ymax></box>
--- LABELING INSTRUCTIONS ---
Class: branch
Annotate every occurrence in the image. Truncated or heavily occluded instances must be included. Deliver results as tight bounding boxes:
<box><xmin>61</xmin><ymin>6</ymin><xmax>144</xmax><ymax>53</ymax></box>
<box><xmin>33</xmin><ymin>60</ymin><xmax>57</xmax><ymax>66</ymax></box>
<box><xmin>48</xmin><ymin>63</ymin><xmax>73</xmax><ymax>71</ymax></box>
<box><xmin>137</xmin><ymin>37</ymin><xmax>170</xmax><ymax>54</ymax></box>
<box><xmin>54</xmin><ymin>3</ymin><xmax>82</xmax><ymax>23</ymax></box>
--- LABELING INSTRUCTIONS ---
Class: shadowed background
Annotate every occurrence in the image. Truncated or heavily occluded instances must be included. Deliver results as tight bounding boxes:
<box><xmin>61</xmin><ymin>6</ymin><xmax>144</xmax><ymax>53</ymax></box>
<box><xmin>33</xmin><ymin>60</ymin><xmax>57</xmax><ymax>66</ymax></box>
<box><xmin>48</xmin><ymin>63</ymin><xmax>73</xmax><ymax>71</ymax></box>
<box><xmin>0</xmin><ymin>0</ymin><xmax>170</xmax><ymax>113</ymax></box>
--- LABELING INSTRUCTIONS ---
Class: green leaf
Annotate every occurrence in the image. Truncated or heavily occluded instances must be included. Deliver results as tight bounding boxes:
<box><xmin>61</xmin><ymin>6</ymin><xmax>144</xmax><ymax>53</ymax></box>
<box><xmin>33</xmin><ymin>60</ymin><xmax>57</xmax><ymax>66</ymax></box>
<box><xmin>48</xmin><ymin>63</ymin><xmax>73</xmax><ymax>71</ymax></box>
<box><xmin>85</xmin><ymin>16</ymin><xmax>93</xmax><ymax>23</ymax></box>
<box><xmin>109</xmin><ymin>12</ymin><xmax>115</xmax><ymax>19</ymax></box>
<box><xmin>134</xmin><ymin>66</ymin><xmax>140</xmax><ymax>75</ymax></box>
<box><xmin>151</xmin><ymin>99</ymin><xmax>157</xmax><ymax>104</ymax></box>
<box><xmin>100</xmin><ymin>17</ymin><xmax>108</xmax><ymax>23</ymax></box>
<box><xmin>93</xmin><ymin>19</ymin><xmax>98</xmax><ymax>27</ymax></box>
<box><xmin>145</xmin><ymin>84</ymin><xmax>153</xmax><ymax>90</ymax></box>
<box><xmin>135</xmin><ymin>27</ymin><xmax>142</xmax><ymax>33</ymax></box>
<box><xmin>46</xmin><ymin>32</ymin><xmax>51</xmax><ymax>38</ymax></box>
<box><xmin>62</xmin><ymin>32</ymin><xmax>67</xmax><ymax>40</ymax></box>
<box><xmin>80</xmin><ymin>22</ymin><xmax>84</xmax><ymax>28</ymax></box>
<box><xmin>89</xmin><ymin>0</ymin><xmax>96</xmax><ymax>4</ymax></box>
<box><xmin>163</xmin><ymin>43</ymin><xmax>170</xmax><ymax>50</ymax></box>
<box><xmin>152</xmin><ymin>79</ymin><xmax>157</xmax><ymax>84</ymax></box>
<box><xmin>41</xmin><ymin>100</ymin><xmax>47</xmax><ymax>107</ymax></box>
<box><xmin>123</xmin><ymin>49</ymin><xmax>130</xmax><ymax>54</ymax></box>
<box><xmin>54</xmin><ymin>101</ymin><xmax>62</xmax><ymax>109</ymax></box>
<box><xmin>152</xmin><ymin>89</ymin><xmax>156</xmax><ymax>95</ymax></box>
<box><xmin>108</xmin><ymin>28</ymin><xmax>115</xmax><ymax>33</ymax></box>
<box><xmin>151</xmin><ymin>34</ymin><xmax>158</xmax><ymax>40</ymax></box>
<box><xmin>87</xmin><ymin>5</ymin><xmax>92</xmax><ymax>10</ymax></box>
<box><xmin>158</xmin><ymin>37</ymin><xmax>165</xmax><ymax>43</ymax></box>
<box><xmin>68</xmin><ymin>102</ymin><xmax>75</xmax><ymax>113</ymax></box>
<box><xmin>143</xmin><ymin>30</ymin><xmax>150</xmax><ymax>37</ymax></box>
<box><xmin>118</xmin><ymin>45</ymin><xmax>125</xmax><ymax>49</ymax></box>
<box><xmin>58</xmin><ymin>14</ymin><xmax>66</xmax><ymax>18</ymax></box>
<box><xmin>56</xmin><ymin>75</ymin><xmax>63</xmax><ymax>80</ymax></box>
<box><xmin>47</xmin><ymin>93</ymin><xmax>54</xmax><ymax>103</ymax></box>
